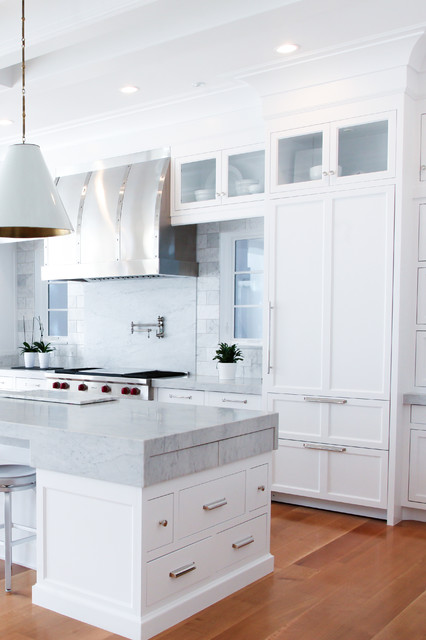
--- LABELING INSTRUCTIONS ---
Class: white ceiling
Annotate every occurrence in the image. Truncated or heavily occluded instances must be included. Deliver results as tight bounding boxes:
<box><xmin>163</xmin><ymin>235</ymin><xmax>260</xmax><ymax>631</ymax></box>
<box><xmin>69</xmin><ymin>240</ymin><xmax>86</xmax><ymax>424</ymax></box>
<box><xmin>0</xmin><ymin>0</ymin><xmax>426</xmax><ymax>158</ymax></box>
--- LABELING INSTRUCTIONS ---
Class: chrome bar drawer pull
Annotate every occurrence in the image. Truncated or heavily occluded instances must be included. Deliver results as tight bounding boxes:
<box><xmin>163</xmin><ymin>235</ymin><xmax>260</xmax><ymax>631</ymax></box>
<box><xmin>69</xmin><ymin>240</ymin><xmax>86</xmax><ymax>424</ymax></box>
<box><xmin>221</xmin><ymin>398</ymin><xmax>248</xmax><ymax>404</ymax></box>
<box><xmin>158</xmin><ymin>519</ymin><xmax>168</xmax><ymax>527</ymax></box>
<box><xmin>303</xmin><ymin>443</ymin><xmax>347</xmax><ymax>452</ymax></box>
<box><xmin>303</xmin><ymin>396</ymin><xmax>347</xmax><ymax>404</ymax></box>
<box><xmin>203</xmin><ymin>498</ymin><xmax>227</xmax><ymax>511</ymax></box>
<box><xmin>232</xmin><ymin>536</ymin><xmax>255</xmax><ymax>550</ymax></box>
<box><xmin>169</xmin><ymin>394</ymin><xmax>192</xmax><ymax>400</ymax></box>
<box><xmin>169</xmin><ymin>562</ymin><xmax>196</xmax><ymax>578</ymax></box>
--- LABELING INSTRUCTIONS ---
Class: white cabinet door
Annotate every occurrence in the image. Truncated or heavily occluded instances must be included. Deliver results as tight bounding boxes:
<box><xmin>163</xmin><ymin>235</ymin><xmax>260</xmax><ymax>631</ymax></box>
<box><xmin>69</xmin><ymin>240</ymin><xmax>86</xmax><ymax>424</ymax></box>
<box><xmin>273</xmin><ymin>439</ymin><xmax>388</xmax><ymax>508</ymax></box>
<box><xmin>421</xmin><ymin>114</ymin><xmax>426</xmax><ymax>182</ymax></box>
<box><xmin>408</xmin><ymin>430</ymin><xmax>426</xmax><ymax>503</ymax></box>
<box><xmin>265</xmin><ymin>186</ymin><xmax>394</xmax><ymax>400</ymax></box>
<box><xmin>156</xmin><ymin>388</ymin><xmax>205</xmax><ymax>405</ymax></box>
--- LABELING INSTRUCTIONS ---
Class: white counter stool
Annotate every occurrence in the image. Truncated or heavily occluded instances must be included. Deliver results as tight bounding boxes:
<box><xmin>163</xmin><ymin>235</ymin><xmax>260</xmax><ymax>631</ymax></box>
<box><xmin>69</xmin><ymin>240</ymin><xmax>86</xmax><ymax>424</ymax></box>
<box><xmin>0</xmin><ymin>464</ymin><xmax>36</xmax><ymax>592</ymax></box>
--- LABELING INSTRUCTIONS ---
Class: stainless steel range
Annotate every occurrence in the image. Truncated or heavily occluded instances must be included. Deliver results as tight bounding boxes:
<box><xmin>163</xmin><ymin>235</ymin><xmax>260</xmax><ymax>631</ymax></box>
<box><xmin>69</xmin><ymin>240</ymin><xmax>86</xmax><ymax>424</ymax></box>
<box><xmin>46</xmin><ymin>368</ymin><xmax>187</xmax><ymax>400</ymax></box>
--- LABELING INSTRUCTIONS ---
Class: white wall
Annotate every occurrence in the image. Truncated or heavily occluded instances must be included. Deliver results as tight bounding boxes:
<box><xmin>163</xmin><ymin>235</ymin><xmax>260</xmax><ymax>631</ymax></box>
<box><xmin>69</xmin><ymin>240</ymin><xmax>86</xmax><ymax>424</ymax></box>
<box><xmin>0</xmin><ymin>243</ymin><xmax>16</xmax><ymax>364</ymax></box>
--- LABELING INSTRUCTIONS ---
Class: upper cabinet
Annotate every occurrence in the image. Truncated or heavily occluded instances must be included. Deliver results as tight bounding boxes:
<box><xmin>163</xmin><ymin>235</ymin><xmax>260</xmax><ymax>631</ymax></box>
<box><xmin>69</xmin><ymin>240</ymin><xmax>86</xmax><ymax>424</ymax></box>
<box><xmin>270</xmin><ymin>112</ymin><xmax>396</xmax><ymax>195</ymax></box>
<box><xmin>173</xmin><ymin>144</ymin><xmax>265</xmax><ymax>215</ymax></box>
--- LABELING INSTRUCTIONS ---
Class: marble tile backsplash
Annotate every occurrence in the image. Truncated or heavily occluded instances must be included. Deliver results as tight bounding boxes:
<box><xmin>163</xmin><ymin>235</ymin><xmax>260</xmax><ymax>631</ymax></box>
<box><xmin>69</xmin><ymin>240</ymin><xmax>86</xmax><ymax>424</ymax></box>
<box><xmin>13</xmin><ymin>218</ymin><xmax>263</xmax><ymax>379</ymax></box>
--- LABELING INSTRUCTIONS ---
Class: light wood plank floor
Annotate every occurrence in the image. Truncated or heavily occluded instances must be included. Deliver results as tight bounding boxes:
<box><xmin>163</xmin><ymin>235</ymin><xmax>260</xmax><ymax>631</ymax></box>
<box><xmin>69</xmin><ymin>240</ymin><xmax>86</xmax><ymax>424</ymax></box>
<box><xmin>1</xmin><ymin>502</ymin><xmax>426</xmax><ymax>639</ymax></box>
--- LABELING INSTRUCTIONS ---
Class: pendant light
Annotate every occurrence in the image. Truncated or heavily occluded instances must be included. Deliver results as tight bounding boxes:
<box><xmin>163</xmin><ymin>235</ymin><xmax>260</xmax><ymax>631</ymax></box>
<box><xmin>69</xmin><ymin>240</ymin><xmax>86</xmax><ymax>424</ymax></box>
<box><xmin>0</xmin><ymin>0</ymin><xmax>73</xmax><ymax>238</ymax></box>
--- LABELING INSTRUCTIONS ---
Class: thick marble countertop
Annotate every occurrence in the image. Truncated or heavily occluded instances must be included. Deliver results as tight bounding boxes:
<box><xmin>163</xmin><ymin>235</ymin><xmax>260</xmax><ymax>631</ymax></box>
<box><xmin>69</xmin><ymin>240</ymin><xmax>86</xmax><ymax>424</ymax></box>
<box><xmin>0</xmin><ymin>393</ymin><xmax>277</xmax><ymax>487</ymax></box>
<box><xmin>403</xmin><ymin>393</ymin><xmax>426</xmax><ymax>405</ymax></box>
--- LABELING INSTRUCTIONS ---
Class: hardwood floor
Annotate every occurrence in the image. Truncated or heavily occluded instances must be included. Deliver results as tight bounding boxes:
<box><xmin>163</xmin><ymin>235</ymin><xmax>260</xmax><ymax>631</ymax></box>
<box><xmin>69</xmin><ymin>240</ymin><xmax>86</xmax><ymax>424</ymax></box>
<box><xmin>1</xmin><ymin>502</ymin><xmax>426</xmax><ymax>639</ymax></box>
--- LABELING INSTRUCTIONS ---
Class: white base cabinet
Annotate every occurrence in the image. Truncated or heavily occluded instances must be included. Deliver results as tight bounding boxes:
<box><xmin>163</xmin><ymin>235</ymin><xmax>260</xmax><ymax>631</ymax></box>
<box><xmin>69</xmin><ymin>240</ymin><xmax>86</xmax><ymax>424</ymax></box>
<box><xmin>409</xmin><ymin>430</ymin><xmax>426</xmax><ymax>503</ymax></box>
<box><xmin>33</xmin><ymin>453</ymin><xmax>273</xmax><ymax>640</ymax></box>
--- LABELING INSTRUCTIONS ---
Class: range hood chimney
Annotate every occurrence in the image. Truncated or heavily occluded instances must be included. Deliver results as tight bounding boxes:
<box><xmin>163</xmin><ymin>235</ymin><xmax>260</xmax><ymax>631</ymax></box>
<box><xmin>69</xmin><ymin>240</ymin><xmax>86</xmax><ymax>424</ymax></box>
<box><xmin>41</xmin><ymin>148</ymin><xmax>198</xmax><ymax>281</ymax></box>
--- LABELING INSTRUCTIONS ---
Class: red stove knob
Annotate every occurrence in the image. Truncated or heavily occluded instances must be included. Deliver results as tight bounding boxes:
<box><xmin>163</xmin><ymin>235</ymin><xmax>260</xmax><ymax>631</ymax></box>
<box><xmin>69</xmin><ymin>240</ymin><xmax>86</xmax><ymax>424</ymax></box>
<box><xmin>60</xmin><ymin>382</ymin><xmax>69</xmax><ymax>390</ymax></box>
<box><xmin>121</xmin><ymin>386</ymin><xmax>130</xmax><ymax>395</ymax></box>
<box><xmin>130</xmin><ymin>387</ymin><xmax>141</xmax><ymax>396</ymax></box>
<box><xmin>78</xmin><ymin>383</ymin><xmax>88</xmax><ymax>391</ymax></box>
<box><xmin>52</xmin><ymin>381</ymin><xmax>60</xmax><ymax>389</ymax></box>
<box><xmin>101</xmin><ymin>385</ymin><xmax>111</xmax><ymax>393</ymax></box>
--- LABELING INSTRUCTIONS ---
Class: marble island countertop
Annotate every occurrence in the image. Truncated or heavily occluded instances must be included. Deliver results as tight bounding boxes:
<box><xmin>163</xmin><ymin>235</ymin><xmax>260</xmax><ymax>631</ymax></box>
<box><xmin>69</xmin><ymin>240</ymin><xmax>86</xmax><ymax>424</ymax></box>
<box><xmin>0</xmin><ymin>392</ymin><xmax>277</xmax><ymax>487</ymax></box>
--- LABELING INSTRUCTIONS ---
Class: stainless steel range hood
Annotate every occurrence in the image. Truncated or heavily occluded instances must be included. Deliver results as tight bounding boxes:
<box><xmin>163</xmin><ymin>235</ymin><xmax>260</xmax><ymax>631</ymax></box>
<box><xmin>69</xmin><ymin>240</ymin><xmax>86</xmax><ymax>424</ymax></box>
<box><xmin>41</xmin><ymin>148</ymin><xmax>198</xmax><ymax>281</ymax></box>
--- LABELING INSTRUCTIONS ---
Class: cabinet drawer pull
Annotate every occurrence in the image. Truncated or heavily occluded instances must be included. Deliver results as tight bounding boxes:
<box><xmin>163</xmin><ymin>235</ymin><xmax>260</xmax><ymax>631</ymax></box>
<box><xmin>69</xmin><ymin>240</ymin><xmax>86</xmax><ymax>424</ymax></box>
<box><xmin>303</xmin><ymin>443</ymin><xmax>346</xmax><ymax>452</ymax></box>
<box><xmin>203</xmin><ymin>498</ymin><xmax>227</xmax><ymax>511</ymax></box>
<box><xmin>232</xmin><ymin>536</ymin><xmax>255</xmax><ymax>550</ymax></box>
<box><xmin>158</xmin><ymin>519</ymin><xmax>168</xmax><ymax>527</ymax></box>
<box><xmin>303</xmin><ymin>396</ymin><xmax>347</xmax><ymax>405</ymax></box>
<box><xmin>169</xmin><ymin>562</ymin><xmax>196</xmax><ymax>578</ymax></box>
<box><xmin>257</xmin><ymin>485</ymin><xmax>266</xmax><ymax>492</ymax></box>
<box><xmin>221</xmin><ymin>398</ymin><xmax>248</xmax><ymax>404</ymax></box>
<box><xmin>169</xmin><ymin>394</ymin><xmax>192</xmax><ymax>400</ymax></box>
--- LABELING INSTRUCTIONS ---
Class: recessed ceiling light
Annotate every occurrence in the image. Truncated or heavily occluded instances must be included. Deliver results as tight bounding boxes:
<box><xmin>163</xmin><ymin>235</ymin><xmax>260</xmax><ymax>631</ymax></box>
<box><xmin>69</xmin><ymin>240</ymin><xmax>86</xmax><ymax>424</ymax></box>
<box><xmin>275</xmin><ymin>43</ymin><xmax>299</xmax><ymax>54</ymax></box>
<box><xmin>0</xmin><ymin>119</ymin><xmax>13</xmax><ymax>126</ymax></box>
<box><xmin>120</xmin><ymin>85</ymin><xmax>139</xmax><ymax>94</ymax></box>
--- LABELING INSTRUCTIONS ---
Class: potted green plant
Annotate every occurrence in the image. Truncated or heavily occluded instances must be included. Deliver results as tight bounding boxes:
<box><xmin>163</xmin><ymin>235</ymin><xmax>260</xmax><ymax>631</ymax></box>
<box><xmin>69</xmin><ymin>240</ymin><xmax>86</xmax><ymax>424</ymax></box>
<box><xmin>33</xmin><ymin>340</ymin><xmax>54</xmax><ymax>369</ymax></box>
<box><xmin>213</xmin><ymin>342</ymin><xmax>243</xmax><ymax>380</ymax></box>
<box><xmin>19</xmin><ymin>317</ymin><xmax>38</xmax><ymax>368</ymax></box>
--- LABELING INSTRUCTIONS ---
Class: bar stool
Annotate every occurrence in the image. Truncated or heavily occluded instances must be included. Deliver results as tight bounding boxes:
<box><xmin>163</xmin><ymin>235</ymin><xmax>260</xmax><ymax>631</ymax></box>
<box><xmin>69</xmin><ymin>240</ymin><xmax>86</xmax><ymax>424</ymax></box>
<box><xmin>0</xmin><ymin>464</ymin><xmax>36</xmax><ymax>592</ymax></box>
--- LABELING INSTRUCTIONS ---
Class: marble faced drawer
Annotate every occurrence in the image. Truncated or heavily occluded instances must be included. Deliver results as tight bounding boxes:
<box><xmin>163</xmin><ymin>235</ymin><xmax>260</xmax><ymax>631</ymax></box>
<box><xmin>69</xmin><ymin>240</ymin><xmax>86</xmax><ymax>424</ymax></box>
<box><xmin>178</xmin><ymin>471</ymin><xmax>246</xmax><ymax>539</ymax></box>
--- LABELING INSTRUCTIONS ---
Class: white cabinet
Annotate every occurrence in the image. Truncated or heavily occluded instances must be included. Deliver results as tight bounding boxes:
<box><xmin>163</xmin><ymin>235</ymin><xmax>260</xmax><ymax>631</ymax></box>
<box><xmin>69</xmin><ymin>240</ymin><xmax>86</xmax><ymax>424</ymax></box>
<box><xmin>421</xmin><ymin>114</ymin><xmax>426</xmax><ymax>182</ymax></box>
<box><xmin>173</xmin><ymin>144</ymin><xmax>265</xmax><ymax>213</ymax></box>
<box><xmin>156</xmin><ymin>387</ymin><xmax>261</xmax><ymax>409</ymax></box>
<box><xmin>265</xmin><ymin>186</ymin><xmax>394</xmax><ymax>513</ymax></box>
<box><xmin>265</xmin><ymin>187</ymin><xmax>394</xmax><ymax>400</ymax></box>
<box><xmin>0</xmin><ymin>375</ymin><xmax>15</xmax><ymax>391</ymax></box>
<box><xmin>270</xmin><ymin>112</ymin><xmax>395</xmax><ymax>194</ymax></box>
<box><xmin>272</xmin><ymin>439</ymin><xmax>388</xmax><ymax>509</ymax></box>
<box><xmin>408</xmin><ymin>430</ymin><xmax>426</xmax><ymax>503</ymax></box>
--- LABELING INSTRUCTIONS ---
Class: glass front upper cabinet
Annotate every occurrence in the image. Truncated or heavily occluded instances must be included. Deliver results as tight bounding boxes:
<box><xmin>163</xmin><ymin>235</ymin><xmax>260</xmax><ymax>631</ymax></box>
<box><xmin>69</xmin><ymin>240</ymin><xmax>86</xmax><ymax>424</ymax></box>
<box><xmin>271</xmin><ymin>112</ymin><xmax>395</xmax><ymax>192</ymax></box>
<box><xmin>175</xmin><ymin>146</ymin><xmax>265</xmax><ymax>210</ymax></box>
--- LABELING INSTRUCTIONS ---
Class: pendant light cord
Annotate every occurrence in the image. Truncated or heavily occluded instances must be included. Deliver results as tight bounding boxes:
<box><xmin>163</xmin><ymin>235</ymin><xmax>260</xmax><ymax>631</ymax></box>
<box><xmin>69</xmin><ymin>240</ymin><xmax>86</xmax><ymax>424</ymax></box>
<box><xmin>21</xmin><ymin>0</ymin><xmax>26</xmax><ymax>144</ymax></box>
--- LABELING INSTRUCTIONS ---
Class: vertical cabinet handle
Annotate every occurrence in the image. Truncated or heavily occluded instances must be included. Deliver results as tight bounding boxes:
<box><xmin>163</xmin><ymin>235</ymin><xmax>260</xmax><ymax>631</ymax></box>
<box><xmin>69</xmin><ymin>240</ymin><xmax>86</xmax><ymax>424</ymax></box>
<box><xmin>232</xmin><ymin>536</ymin><xmax>255</xmax><ymax>549</ymax></box>
<box><xmin>203</xmin><ymin>498</ymin><xmax>227</xmax><ymax>511</ymax></box>
<box><xmin>169</xmin><ymin>562</ymin><xmax>196</xmax><ymax>578</ymax></box>
<box><xmin>267</xmin><ymin>301</ymin><xmax>273</xmax><ymax>374</ymax></box>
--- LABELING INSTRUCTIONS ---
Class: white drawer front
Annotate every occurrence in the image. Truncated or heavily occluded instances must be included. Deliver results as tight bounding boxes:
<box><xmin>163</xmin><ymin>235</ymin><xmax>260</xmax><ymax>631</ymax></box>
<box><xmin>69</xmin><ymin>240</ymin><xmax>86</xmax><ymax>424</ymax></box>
<box><xmin>410</xmin><ymin>404</ymin><xmax>426</xmax><ymax>427</ymax></box>
<box><xmin>206</xmin><ymin>391</ymin><xmax>262</xmax><ymax>410</ymax></box>
<box><xmin>273</xmin><ymin>439</ymin><xmax>388</xmax><ymax>508</ymax></box>
<box><xmin>15</xmin><ymin>377</ymin><xmax>47</xmax><ymax>391</ymax></box>
<box><xmin>267</xmin><ymin>394</ymin><xmax>389</xmax><ymax>448</ymax></box>
<box><xmin>157</xmin><ymin>387</ymin><xmax>205</xmax><ymax>405</ymax></box>
<box><xmin>145</xmin><ymin>493</ymin><xmax>174</xmax><ymax>552</ymax></box>
<box><xmin>0</xmin><ymin>377</ymin><xmax>14</xmax><ymax>390</ymax></box>
<box><xmin>247</xmin><ymin>464</ymin><xmax>269</xmax><ymax>512</ymax></box>
<box><xmin>215</xmin><ymin>514</ymin><xmax>268</xmax><ymax>572</ymax></box>
<box><xmin>178</xmin><ymin>471</ymin><xmax>245</xmax><ymax>539</ymax></box>
<box><xmin>146</xmin><ymin>536</ymin><xmax>213</xmax><ymax>606</ymax></box>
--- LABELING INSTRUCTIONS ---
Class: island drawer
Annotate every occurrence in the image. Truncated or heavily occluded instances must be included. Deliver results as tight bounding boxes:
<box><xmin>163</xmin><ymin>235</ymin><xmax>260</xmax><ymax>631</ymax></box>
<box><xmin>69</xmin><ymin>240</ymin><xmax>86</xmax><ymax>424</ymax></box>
<box><xmin>145</xmin><ymin>493</ymin><xmax>174</xmax><ymax>552</ymax></box>
<box><xmin>146</xmin><ymin>536</ymin><xmax>213</xmax><ymax>605</ymax></box>
<box><xmin>157</xmin><ymin>388</ymin><xmax>205</xmax><ymax>405</ymax></box>
<box><xmin>178</xmin><ymin>471</ymin><xmax>245</xmax><ymax>539</ymax></box>
<box><xmin>205</xmin><ymin>391</ymin><xmax>262</xmax><ymax>410</ymax></box>
<box><xmin>215</xmin><ymin>514</ymin><xmax>268</xmax><ymax>572</ymax></box>
<box><xmin>247</xmin><ymin>464</ymin><xmax>269</xmax><ymax>511</ymax></box>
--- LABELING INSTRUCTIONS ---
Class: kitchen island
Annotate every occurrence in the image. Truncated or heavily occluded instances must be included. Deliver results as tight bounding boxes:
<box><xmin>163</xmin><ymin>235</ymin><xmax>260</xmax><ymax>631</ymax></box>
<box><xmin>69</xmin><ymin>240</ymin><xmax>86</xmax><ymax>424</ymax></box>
<box><xmin>0</xmin><ymin>393</ymin><xmax>278</xmax><ymax>640</ymax></box>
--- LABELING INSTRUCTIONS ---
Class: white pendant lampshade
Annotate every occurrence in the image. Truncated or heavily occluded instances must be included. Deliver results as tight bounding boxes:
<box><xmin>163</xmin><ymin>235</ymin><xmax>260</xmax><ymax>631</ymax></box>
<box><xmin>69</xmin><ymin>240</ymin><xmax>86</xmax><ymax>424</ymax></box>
<box><xmin>0</xmin><ymin>143</ymin><xmax>73</xmax><ymax>238</ymax></box>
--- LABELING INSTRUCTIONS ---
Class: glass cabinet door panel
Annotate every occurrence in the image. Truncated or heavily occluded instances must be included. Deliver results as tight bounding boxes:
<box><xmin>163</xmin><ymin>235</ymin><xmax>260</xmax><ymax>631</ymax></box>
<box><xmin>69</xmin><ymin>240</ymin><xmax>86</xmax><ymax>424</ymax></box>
<box><xmin>227</xmin><ymin>150</ymin><xmax>265</xmax><ymax>197</ymax></box>
<box><xmin>337</xmin><ymin>120</ymin><xmax>388</xmax><ymax>177</ymax></box>
<box><xmin>234</xmin><ymin>306</ymin><xmax>263</xmax><ymax>340</ymax></box>
<box><xmin>277</xmin><ymin>132</ymin><xmax>323</xmax><ymax>185</ymax></box>
<box><xmin>180</xmin><ymin>158</ymin><xmax>216</xmax><ymax>204</ymax></box>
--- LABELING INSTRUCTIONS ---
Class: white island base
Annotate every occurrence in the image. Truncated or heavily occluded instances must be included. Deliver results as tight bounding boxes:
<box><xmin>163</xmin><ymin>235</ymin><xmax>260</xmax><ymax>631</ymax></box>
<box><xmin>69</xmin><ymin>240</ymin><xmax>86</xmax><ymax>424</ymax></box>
<box><xmin>32</xmin><ymin>452</ymin><xmax>273</xmax><ymax>640</ymax></box>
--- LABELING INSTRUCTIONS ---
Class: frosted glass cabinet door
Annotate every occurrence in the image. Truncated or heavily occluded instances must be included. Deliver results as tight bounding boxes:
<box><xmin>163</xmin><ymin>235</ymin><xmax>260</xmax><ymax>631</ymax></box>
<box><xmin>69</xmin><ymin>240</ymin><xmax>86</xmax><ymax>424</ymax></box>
<box><xmin>270</xmin><ymin>125</ymin><xmax>327</xmax><ymax>191</ymax></box>
<box><xmin>175</xmin><ymin>154</ymin><xmax>218</xmax><ymax>209</ymax></box>
<box><xmin>225</xmin><ymin>148</ymin><xmax>265</xmax><ymax>200</ymax></box>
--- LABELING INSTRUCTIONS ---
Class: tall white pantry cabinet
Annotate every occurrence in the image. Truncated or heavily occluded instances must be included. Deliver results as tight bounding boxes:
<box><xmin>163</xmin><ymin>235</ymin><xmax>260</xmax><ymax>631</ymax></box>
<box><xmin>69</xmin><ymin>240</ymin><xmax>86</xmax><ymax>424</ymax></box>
<box><xmin>263</xmin><ymin>107</ymin><xmax>397</xmax><ymax>519</ymax></box>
